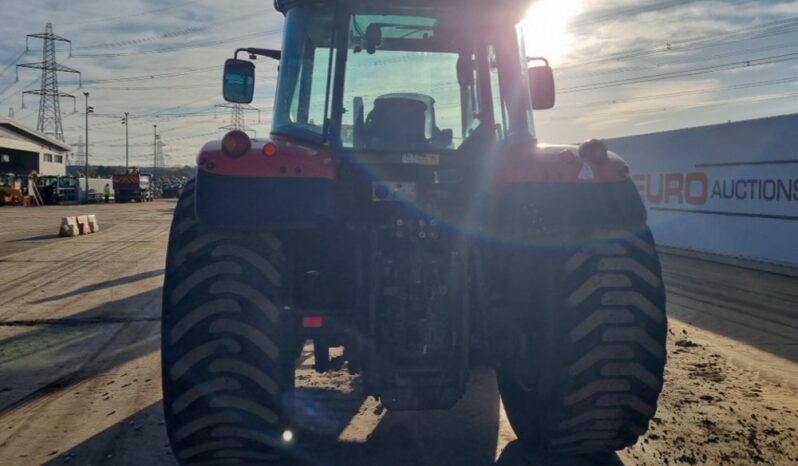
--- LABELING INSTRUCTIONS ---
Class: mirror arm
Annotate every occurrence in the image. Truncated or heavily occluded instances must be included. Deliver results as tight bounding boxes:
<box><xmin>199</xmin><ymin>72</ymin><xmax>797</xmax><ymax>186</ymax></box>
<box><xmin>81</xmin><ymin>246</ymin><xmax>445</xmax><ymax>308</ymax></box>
<box><xmin>526</xmin><ymin>56</ymin><xmax>550</xmax><ymax>67</ymax></box>
<box><xmin>235</xmin><ymin>48</ymin><xmax>281</xmax><ymax>61</ymax></box>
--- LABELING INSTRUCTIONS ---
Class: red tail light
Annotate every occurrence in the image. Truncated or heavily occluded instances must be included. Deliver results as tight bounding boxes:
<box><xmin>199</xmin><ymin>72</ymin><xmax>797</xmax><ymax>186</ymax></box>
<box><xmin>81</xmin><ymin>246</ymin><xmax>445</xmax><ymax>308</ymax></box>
<box><xmin>560</xmin><ymin>149</ymin><xmax>577</xmax><ymax>163</ymax></box>
<box><xmin>221</xmin><ymin>130</ymin><xmax>251</xmax><ymax>158</ymax></box>
<box><xmin>263</xmin><ymin>142</ymin><xmax>278</xmax><ymax>157</ymax></box>
<box><xmin>303</xmin><ymin>316</ymin><xmax>323</xmax><ymax>328</ymax></box>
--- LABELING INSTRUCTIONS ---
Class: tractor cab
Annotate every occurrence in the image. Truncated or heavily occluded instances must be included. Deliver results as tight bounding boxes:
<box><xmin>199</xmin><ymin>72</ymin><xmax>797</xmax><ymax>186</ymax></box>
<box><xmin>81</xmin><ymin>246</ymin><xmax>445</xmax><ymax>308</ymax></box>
<box><xmin>224</xmin><ymin>0</ymin><xmax>555</xmax><ymax>153</ymax></box>
<box><xmin>207</xmin><ymin>0</ymin><xmax>561</xmax><ymax>229</ymax></box>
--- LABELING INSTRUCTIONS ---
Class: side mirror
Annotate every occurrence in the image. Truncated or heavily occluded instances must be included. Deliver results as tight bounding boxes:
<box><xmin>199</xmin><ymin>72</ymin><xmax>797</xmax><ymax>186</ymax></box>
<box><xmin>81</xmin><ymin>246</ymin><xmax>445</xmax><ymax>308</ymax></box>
<box><xmin>364</xmin><ymin>23</ymin><xmax>383</xmax><ymax>54</ymax></box>
<box><xmin>528</xmin><ymin>63</ymin><xmax>556</xmax><ymax>110</ymax></box>
<box><xmin>223</xmin><ymin>59</ymin><xmax>255</xmax><ymax>104</ymax></box>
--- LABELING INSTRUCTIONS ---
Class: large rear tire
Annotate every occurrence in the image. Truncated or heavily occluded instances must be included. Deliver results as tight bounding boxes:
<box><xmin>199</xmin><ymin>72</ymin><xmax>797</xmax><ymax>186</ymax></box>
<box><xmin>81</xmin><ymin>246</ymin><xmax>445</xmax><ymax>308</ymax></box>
<box><xmin>162</xmin><ymin>180</ymin><xmax>297</xmax><ymax>465</ymax></box>
<box><xmin>498</xmin><ymin>228</ymin><xmax>667</xmax><ymax>453</ymax></box>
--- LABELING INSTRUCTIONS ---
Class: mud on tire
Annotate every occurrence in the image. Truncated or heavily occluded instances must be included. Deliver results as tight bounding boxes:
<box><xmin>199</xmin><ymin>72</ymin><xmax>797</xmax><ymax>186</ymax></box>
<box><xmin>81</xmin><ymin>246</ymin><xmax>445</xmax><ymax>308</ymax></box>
<box><xmin>498</xmin><ymin>228</ymin><xmax>667</xmax><ymax>453</ymax></box>
<box><xmin>162</xmin><ymin>180</ymin><xmax>296</xmax><ymax>465</ymax></box>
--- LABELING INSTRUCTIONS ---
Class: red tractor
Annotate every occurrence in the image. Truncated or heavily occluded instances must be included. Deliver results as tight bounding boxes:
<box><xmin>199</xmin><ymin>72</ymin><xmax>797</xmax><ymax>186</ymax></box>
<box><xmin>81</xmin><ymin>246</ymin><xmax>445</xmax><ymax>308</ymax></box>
<box><xmin>161</xmin><ymin>0</ymin><xmax>667</xmax><ymax>463</ymax></box>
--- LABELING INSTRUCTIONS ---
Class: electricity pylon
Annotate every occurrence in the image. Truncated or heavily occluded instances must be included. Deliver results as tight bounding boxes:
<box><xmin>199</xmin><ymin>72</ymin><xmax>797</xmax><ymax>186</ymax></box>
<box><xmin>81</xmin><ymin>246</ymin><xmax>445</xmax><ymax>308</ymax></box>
<box><xmin>16</xmin><ymin>23</ymin><xmax>81</xmax><ymax>141</ymax></box>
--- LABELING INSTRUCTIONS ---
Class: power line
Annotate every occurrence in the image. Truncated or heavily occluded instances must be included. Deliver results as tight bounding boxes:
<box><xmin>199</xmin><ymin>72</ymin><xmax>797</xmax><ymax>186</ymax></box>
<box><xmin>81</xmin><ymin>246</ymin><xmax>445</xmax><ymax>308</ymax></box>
<box><xmin>559</xmin><ymin>40</ymin><xmax>798</xmax><ymax>81</ymax></box>
<box><xmin>556</xmin><ymin>75</ymin><xmax>798</xmax><ymax>110</ymax></box>
<box><xmin>571</xmin><ymin>0</ymin><xmax>703</xmax><ymax>27</ymax></box>
<box><xmin>74</xmin><ymin>13</ymin><xmax>270</xmax><ymax>51</ymax></box>
<box><xmin>63</xmin><ymin>0</ymin><xmax>207</xmax><ymax>28</ymax></box>
<box><xmin>0</xmin><ymin>50</ymin><xmax>28</xmax><ymax>81</ymax></box>
<box><xmin>0</xmin><ymin>76</ymin><xmax>38</xmax><ymax>103</ymax></box>
<box><xmin>549</xmin><ymin>90</ymin><xmax>798</xmax><ymax>122</ymax></box>
<box><xmin>82</xmin><ymin>95</ymin><xmax>250</xmax><ymax>146</ymax></box>
<box><xmin>561</xmin><ymin>16</ymin><xmax>798</xmax><ymax>70</ymax></box>
<box><xmin>79</xmin><ymin>65</ymin><xmax>222</xmax><ymax>85</ymax></box>
<box><xmin>77</xmin><ymin>26</ymin><xmax>209</xmax><ymax>50</ymax></box>
<box><xmin>72</xmin><ymin>31</ymin><xmax>270</xmax><ymax>59</ymax></box>
<box><xmin>89</xmin><ymin>117</ymin><xmax>216</xmax><ymax>144</ymax></box>
<box><xmin>560</xmin><ymin>52</ymin><xmax>798</xmax><ymax>93</ymax></box>
<box><xmin>84</xmin><ymin>82</ymin><xmax>219</xmax><ymax>92</ymax></box>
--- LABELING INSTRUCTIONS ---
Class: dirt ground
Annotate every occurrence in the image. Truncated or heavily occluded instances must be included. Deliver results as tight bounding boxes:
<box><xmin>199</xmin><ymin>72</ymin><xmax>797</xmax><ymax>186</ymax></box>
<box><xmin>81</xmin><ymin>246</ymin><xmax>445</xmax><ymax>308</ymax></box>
<box><xmin>0</xmin><ymin>202</ymin><xmax>796</xmax><ymax>466</ymax></box>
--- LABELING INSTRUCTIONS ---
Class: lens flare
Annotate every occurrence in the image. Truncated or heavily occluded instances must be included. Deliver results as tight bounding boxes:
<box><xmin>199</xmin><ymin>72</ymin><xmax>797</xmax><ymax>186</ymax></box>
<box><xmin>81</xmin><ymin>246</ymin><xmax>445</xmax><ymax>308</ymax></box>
<box><xmin>522</xmin><ymin>0</ymin><xmax>583</xmax><ymax>66</ymax></box>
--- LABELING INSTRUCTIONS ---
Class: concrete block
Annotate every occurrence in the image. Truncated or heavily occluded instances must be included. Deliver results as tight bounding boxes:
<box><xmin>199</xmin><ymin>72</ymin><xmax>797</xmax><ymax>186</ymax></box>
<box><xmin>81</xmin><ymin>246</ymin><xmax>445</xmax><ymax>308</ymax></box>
<box><xmin>76</xmin><ymin>216</ymin><xmax>90</xmax><ymax>235</ymax></box>
<box><xmin>59</xmin><ymin>217</ymin><xmax>79</xmax><ymax>238</ymax></box>
<box><xmin>87</xmin><ymin>214</ymin><xmax>100</xmax><ymax>233</ymax></box>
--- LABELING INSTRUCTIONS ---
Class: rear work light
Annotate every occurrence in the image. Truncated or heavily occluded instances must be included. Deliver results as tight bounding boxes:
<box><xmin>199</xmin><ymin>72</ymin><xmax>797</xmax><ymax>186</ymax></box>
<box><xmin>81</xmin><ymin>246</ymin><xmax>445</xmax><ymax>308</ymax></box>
<box><xmin>221</xmin><ymin>130</ymin><xmax>252</xmax><ymax>158</ymax></box>
<box><xmin>578</xmin><ymin>139</ymin><xmax>609</xmax><ymax>164</ymax></box>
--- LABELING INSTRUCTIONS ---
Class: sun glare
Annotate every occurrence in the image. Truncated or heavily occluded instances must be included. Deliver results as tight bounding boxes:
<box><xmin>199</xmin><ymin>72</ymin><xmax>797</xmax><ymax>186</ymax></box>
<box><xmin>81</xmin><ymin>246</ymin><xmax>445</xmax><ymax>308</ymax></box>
<box><xmin>522</xmin><ymin>0</ymin><xmax>583</xmax><ymax>66</ymax></box>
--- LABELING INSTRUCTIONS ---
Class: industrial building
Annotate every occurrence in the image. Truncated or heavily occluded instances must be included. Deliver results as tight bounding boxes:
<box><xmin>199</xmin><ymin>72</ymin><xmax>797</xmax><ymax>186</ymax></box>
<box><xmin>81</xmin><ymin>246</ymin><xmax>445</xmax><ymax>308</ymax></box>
<box><xmin>0</xmin><ymin>117</ymin><xmax>71</xmax><ymax>177</ymax></box>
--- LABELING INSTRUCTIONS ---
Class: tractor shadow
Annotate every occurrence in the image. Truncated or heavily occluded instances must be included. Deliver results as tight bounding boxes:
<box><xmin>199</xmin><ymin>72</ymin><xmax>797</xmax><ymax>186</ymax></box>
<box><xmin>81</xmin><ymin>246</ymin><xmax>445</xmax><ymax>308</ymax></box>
<box><xmin>26</xmin><ymin>334</ymin><xmax>622</xmax><ymax>466</ymax></box>
<box><xmin>287</xmin><ymin>364</ymin><xmax>626</xmax><ymax>466</ymax></box>
<box><xmin>283</xmin><ymin>343</ymin><xmax>503</xmax><ymax>465</ymax></box>
<box><xmin>494</xmin><ymin>441</ymin><xmax>625</xmax><ymax>466</ymax></box>
<box><xmin>33</xmin><ymin>367</ymin><xmax>625</xmax><ymax>466</ymax></box>
<box><xmin>31</xmin><ymin>269</ymin><xmax>164</xmax><ymax>304</ymax></box>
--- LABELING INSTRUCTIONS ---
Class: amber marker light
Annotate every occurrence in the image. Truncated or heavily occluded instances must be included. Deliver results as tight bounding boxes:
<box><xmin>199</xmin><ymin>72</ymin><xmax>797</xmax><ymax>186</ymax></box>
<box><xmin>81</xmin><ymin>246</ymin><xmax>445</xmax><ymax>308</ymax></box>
<box><xmin>221</xmin><ymin>130</ymin><xmax>251</xmax><ymax>158</ymax></box>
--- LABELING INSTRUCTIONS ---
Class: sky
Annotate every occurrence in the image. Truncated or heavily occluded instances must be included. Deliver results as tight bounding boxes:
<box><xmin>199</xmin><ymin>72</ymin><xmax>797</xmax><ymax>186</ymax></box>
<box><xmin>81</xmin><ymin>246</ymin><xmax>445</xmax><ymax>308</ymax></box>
<box><xmin>0</xmin><ymin>0</ymin><xmax>797</xmax><ymax>166</ymax></box>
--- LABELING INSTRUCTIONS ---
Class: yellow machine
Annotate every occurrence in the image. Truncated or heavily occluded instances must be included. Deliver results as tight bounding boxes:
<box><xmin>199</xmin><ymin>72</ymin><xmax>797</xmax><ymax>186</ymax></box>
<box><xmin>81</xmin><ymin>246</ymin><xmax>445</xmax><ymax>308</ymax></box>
<box><xmin>0</xmin><ymin>174</ymin><xmax>24</xmax><ymax>206</ymax></box>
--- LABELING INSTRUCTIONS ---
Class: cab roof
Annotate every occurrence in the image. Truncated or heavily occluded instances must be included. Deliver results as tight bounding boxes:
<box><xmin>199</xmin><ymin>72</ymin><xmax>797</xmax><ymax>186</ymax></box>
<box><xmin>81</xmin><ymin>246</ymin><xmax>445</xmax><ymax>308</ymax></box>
<box><xmin>274</xmin><ymin>0</ymin><xmax>535</xmax><ymax>20</ymax></box>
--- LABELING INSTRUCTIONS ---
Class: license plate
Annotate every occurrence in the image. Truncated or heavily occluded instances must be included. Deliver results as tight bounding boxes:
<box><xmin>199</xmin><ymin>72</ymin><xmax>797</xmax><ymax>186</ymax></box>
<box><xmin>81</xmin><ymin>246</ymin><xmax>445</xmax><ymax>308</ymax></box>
<box><xmin>401</xmin><ymin>153</ymin><xmax>440</xmax><ymax>166</ymax></box>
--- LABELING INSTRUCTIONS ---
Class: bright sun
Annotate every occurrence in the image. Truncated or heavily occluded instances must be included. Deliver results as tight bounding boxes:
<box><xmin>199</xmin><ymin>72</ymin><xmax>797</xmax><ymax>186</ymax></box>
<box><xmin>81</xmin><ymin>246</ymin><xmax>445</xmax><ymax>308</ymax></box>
<box><xmin>522</xmin><ymin>0</ymin><xmax>583</xmax><ymax>67</ymax></box>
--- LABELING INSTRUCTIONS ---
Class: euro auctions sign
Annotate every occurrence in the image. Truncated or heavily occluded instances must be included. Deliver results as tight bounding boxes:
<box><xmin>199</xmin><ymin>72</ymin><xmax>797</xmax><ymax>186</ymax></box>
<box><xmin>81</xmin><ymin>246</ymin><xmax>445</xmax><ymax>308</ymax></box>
<box><xmin>605</xmin><ymin>113</ymin><xmax>798</xmax><ymax>268</ymax></box>
<box><xmin>631</xmin><ymin>172</ymin><xmax>798</xmax><ymax>213</ymax></box>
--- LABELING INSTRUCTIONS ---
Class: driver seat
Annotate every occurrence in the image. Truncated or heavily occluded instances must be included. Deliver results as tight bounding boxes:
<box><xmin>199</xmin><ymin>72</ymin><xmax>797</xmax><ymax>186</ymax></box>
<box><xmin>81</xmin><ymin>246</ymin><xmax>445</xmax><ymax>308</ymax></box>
<box><xmin>362</xmin><ymin>93</ymin><xmax>439</xmax><ymax>151</ymax></box>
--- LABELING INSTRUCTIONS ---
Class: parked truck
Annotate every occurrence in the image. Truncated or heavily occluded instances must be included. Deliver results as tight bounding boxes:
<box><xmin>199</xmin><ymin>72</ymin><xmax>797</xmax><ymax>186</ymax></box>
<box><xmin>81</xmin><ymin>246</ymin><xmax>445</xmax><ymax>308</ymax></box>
<box><xmin>113</xmin><ymin>170</ymin><xmax>152</xmax><ymax>203</ymax></box>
